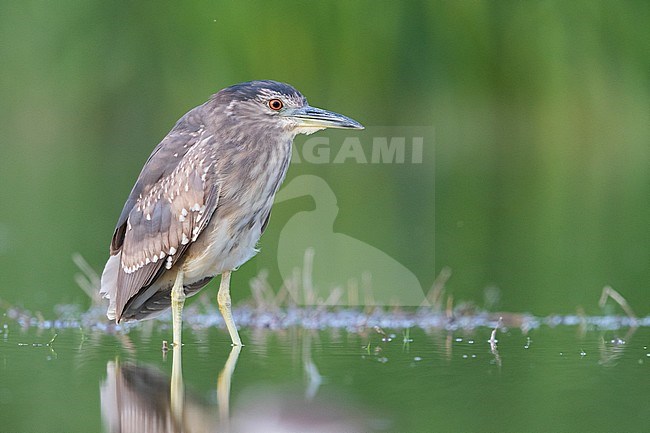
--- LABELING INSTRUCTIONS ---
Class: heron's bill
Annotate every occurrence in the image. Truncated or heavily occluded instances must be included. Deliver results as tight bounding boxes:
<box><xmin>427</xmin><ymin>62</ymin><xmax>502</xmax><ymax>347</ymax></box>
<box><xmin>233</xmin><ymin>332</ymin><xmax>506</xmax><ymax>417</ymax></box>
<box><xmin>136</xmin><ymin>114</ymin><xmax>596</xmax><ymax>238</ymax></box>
<box><xmin>284</xmin><ymin>105</ymin><xmax>364</xmax><ymax>131</ymax></box>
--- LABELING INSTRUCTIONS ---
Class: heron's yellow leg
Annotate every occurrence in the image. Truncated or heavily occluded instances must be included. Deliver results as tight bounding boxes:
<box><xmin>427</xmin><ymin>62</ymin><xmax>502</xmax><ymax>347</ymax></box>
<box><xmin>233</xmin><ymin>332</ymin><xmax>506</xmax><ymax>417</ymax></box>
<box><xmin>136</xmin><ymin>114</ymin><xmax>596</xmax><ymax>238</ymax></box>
<box><xmin>171</xmin><ymin>269</ymin><xmax>185</xmax><ymax>347</ymax></box>
<box><xmin>217</xmin><ymin>271</ymin><xmax>242</xmax><ymax>346</ymax></box>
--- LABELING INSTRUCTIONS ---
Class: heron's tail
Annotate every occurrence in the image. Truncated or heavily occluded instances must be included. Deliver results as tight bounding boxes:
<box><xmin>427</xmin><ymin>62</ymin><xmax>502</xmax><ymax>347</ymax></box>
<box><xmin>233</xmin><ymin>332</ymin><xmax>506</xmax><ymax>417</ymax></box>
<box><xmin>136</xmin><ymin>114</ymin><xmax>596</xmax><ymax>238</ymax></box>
<box><xmin>100</xmin><ymin>254</ymin><xmax>120</xmax><ymax>322</ymax></box>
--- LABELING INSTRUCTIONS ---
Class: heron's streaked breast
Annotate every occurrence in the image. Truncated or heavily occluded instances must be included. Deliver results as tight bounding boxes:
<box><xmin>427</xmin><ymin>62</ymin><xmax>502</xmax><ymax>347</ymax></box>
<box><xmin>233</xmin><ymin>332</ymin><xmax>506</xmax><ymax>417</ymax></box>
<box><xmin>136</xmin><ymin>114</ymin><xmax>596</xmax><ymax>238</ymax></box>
<box><xmin>182</xmin><ymin>135</ymin><xmax>293</xmax><ymax>281</ymax></box>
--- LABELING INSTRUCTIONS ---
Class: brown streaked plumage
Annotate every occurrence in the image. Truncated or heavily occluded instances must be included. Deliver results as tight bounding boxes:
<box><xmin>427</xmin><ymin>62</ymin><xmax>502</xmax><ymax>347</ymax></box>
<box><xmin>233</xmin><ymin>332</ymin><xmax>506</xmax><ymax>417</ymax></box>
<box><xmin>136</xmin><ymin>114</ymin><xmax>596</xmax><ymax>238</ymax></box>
<box><xmin>100</xmin><ymin>80</ymin><xmax>363</xmax><ymax>346</ymax></box>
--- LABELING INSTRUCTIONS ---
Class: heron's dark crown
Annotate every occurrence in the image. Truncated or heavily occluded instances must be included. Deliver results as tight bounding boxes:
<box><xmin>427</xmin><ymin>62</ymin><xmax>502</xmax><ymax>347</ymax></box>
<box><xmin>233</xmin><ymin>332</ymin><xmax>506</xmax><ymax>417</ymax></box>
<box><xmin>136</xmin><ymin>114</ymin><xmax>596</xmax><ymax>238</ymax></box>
<box><xmin>218</xmin><ymin>80</ymin><xmax>307</xmax><ymax>105</ymax></box>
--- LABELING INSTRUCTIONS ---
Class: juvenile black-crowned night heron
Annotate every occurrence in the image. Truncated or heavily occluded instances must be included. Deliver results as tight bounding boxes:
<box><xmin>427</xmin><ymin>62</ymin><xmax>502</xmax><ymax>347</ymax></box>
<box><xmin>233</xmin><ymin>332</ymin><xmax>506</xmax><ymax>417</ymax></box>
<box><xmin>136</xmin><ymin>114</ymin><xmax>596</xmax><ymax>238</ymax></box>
<box><xmin>100</xmin><ymin>80</ymin><xmax>363</xmax><ymax>346</ymax></box>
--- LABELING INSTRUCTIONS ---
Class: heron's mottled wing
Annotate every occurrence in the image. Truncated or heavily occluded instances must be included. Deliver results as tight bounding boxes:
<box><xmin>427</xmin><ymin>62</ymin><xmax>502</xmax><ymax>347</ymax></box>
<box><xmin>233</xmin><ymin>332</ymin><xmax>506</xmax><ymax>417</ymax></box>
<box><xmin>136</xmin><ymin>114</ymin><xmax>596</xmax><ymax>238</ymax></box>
<box><xmin>110</xmin><ymin>109</ymin><xmax>206</xmax><ymax>255</ymax></box>
<box><xmin>108</xmin><ymin>110</ymin><xmax>221</xmax><ymax>320</ymax></box>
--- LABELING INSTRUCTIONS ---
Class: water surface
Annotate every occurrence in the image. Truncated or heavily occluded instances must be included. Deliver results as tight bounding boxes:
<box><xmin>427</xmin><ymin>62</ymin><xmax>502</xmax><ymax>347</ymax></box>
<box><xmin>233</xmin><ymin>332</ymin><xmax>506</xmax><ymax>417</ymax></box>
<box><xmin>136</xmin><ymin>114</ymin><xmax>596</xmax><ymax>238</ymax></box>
<box><xmin>1</xmin><ymin>317</ymin><xmax>648</xmax><ymax>432</ymax></box>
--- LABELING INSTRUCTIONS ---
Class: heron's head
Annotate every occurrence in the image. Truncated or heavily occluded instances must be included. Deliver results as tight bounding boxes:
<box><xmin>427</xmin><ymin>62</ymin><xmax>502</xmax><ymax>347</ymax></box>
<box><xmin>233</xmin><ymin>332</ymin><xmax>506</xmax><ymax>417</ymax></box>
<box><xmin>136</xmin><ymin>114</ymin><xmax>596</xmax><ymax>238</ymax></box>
<box><xmin>213</xmin><ymin>80</ymin><xmax>364</xmax><ymax>137</ymax></box>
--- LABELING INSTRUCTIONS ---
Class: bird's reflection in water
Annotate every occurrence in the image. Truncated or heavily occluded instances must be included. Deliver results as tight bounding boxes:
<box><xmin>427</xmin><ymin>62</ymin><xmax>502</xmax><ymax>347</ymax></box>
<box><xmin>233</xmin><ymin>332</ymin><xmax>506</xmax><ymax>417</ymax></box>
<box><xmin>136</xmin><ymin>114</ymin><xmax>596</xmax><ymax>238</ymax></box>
<box><xmin>101</xmin><ymin>334</ymin><xmax>381</xmax><ymax>433</ymax></box>
<box><xmin>100</xmin><ymin>343</ymin><xmax>237</xmax><ymax>432</ymax></box>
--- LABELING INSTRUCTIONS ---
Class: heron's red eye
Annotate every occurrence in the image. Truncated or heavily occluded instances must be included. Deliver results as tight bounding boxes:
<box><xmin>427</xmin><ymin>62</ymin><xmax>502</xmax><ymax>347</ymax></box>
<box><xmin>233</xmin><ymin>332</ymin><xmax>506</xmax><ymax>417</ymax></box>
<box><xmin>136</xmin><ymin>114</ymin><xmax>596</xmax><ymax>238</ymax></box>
<box><xmin>268</xmin><ymin>99</ymin><xmax>283</xmax><ymax>111</ymax></box>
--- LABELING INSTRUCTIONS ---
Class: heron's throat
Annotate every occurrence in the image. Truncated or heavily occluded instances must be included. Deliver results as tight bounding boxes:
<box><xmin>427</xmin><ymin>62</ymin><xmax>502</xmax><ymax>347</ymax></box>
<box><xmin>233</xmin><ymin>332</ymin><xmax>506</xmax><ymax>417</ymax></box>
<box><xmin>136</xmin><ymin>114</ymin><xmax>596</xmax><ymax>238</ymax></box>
<box><xmin>292</xmin><ymin>125</ymin><xmax>327</xmax><ymax>136</ymax></box>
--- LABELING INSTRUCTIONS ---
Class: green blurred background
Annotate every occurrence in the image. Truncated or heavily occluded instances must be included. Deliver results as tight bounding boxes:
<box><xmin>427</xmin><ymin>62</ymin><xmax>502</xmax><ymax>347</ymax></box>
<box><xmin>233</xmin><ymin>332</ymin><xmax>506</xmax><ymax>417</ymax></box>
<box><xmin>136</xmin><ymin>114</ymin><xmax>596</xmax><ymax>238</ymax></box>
<box><xmin>0</xmin><ymin>1</ymin><xmax>648</xmax><ymax>317</ymax></box>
